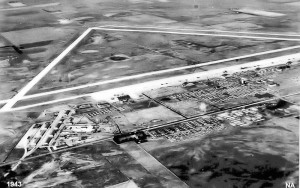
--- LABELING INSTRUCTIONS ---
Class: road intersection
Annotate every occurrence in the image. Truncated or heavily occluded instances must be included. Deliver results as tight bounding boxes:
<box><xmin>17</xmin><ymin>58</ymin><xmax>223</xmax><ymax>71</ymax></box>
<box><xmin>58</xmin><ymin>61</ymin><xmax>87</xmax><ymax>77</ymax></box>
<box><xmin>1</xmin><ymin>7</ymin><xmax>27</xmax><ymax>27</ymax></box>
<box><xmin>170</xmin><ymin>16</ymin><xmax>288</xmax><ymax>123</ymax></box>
<box><xmin>1</xmin><ymin>26</ymin><xmax>300</xmax><ymax>112</ymax></box>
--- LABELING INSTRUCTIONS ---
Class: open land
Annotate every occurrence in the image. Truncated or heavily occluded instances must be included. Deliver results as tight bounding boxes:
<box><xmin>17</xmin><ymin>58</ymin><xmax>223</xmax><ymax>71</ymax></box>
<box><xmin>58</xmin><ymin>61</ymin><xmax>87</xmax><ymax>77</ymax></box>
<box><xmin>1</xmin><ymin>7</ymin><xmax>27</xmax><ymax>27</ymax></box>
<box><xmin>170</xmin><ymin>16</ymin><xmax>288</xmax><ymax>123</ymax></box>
<box><xmin>144</xmin><ymin>110</ymin><xmax>299</xmax><ymax>188</ymax></box>
<box><xmin>27</xmin><ymin>28</ymin><xmax>300</xmax><ymax>96</ymax></box>
<box><xmin>0</xmin><ymin>141</ymin><xmax>170</xmax><ymax>188</ymax></box>
<box><xmin>0</xmin><ymin>60</ymin><xmax>299</xmax><ymax>187</ymax></box>
<box><xmin>0</xmin><ymin>59</ymin><xmax>299</xmax><ymax>159</ymax></box>
<box><xmin>1</xmin><ymin>0</ymin><xmax>300</xmax><ymax>102</ymax></box>
<box><xmin>0</xmin><ymin>0</ymin><xmax>299</xmax><ymax>187</ymax></box>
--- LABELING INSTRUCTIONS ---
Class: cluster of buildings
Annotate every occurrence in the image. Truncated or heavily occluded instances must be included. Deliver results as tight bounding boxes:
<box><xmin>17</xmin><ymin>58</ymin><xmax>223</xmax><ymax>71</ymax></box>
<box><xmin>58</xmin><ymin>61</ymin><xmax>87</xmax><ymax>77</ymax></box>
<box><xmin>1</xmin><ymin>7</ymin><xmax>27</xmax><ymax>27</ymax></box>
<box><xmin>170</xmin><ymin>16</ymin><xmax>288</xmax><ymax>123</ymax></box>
<box><xmin>113</xmin><ymin>131</ymin><xmax>148</xmax><ymax>144</ymax></box>
<box><xmin>160</xmin><ymin>73</ymin><xmax>270</xmax><ymax>109</ymax></box>
<box><xmin>190</xmin><ymin>84</ymin><xmax>266</xmax><ymax>105</ymax></box>
<box><xmin>147</xmin><ymin>117</ymin><xmax>225</xmax><ymax>142</ymax></box>
<box><xmin>216</xmin><ymin>106</ymin><xmax>264</xmax><ymax>127</ymax></box>
<box><xmin>16</xmin><ymin>64</ymin><xmax>285</xmax><ymax>152</ymax></box>
<box><xmin>231</xmin><ymin>69</ymin><xmax>280</xmax><ymax>88</ymax></box>
<box><xmin>147</xmin><ymin>104</ymin><xmax>267</xmax><ymax>142</ymax></box>
<box><xmin>16</xmin><ymin>110</ymin><xmax>75</xmax><ymax>155</ymax></box>
<box><xmin>74</xmin><ymin>102</ymin><xmax>119</xmax><ymax>120</ymax></box>
<box><xmin>17</xmin><ymin>102</ymin><xmax>122</xmax><ymax>153</ymax></box>
<box><xmin>53</xmin><ymin>103</ymin><xmax>122</xmax><ymax>149</ymax></box>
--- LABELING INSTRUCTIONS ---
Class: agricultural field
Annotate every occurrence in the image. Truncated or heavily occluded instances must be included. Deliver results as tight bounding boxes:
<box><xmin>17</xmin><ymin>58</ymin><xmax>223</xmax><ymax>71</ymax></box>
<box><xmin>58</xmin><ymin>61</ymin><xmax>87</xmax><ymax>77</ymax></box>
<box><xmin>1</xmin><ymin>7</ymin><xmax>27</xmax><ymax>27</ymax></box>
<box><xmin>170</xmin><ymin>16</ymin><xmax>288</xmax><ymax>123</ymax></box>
<box><xmin>0</xmin><ymin>0</ymin><xmax>299</xmax><ymax>188</ymax></box>
<box><xmin>142</xmin><ymin>100</ymin><xmax>299</xmax><ymax>188</ymax></box>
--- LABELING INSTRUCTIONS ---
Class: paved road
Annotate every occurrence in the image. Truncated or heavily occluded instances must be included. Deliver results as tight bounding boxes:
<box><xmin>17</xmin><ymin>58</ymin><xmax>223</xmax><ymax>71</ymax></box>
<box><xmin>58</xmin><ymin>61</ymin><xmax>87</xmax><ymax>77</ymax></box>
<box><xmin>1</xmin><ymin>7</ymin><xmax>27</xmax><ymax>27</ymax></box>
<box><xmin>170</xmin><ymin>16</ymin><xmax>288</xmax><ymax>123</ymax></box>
<box><xmin>20</xmin><ymin>46</ymin><xmax>300</xmax><ymax>101</ymax></box>
<box><xmin>97</xmin><ymin>25</ymin><xmax>300</xmax><ymax>37</ymax></box>
<box><xmin>2</xmin><ymin>26</ymin><xmax>300</xmax><ymax>112</ymax></box>
<box><xmin>7</xmin><ymin>52</ymin><xmax>300</xmax><ymax>111</ymax></box>
<box><xmin>93</xmin><ymin>27</ymin><xmax>300</xmax><ymax>41</ymax></box>
<box><xmin>2</xmin><ymin>90</ymin><xmax>299</xmax><ymax>168</ymax></box>
<box><xmin>1</xmin><ymin>28</ymin><xmax>93</xmax><ymax>111</ymax></box>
